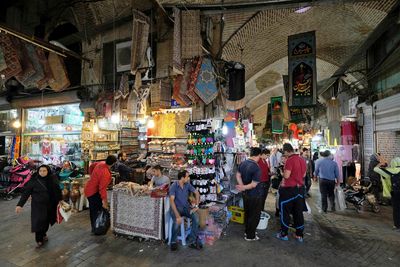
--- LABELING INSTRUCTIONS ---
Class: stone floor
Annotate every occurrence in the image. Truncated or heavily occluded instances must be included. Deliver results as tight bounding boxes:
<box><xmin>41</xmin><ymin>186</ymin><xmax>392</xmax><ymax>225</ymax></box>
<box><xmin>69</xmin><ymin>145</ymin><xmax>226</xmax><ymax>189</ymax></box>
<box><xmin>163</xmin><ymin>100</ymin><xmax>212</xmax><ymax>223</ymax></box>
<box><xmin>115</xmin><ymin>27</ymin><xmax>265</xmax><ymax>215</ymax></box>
<box><xmin>1</xmin><ymin>185</ymin><xmax>400</xmax><ymax>267</ymax></box>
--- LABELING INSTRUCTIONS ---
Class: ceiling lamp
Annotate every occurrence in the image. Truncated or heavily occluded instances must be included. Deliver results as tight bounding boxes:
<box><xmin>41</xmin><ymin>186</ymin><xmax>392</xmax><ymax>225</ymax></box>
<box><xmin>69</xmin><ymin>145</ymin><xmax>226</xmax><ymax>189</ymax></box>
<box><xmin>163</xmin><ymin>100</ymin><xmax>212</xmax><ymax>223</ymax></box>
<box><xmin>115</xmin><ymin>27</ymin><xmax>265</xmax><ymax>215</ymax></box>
<box><xmin>295</xmin><ymin>6</ymin><xmax>312</xmax><ymax>14</ymax></box>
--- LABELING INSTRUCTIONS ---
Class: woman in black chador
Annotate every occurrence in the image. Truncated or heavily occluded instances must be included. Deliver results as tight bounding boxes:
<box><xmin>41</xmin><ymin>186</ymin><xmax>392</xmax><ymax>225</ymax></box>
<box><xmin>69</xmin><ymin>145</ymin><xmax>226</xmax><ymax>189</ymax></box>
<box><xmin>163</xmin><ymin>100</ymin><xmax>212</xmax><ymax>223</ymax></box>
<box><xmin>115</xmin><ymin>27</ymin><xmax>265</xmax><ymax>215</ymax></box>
<box><xmin>16</xmin><ymin>165</ymin><xmax>62</xmax><ymax>248</ymax></box>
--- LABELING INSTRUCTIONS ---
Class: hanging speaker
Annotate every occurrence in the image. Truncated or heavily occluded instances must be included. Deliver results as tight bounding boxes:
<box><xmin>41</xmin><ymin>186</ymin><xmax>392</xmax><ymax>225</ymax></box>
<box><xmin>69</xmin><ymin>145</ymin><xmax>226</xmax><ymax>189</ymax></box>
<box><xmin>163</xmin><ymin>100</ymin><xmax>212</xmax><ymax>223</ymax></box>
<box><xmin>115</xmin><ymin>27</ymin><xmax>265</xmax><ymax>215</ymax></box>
<box><xmin>226</xmin><ymin>61</ymin><xmax>245</xmax><ymax>101</ymax></box>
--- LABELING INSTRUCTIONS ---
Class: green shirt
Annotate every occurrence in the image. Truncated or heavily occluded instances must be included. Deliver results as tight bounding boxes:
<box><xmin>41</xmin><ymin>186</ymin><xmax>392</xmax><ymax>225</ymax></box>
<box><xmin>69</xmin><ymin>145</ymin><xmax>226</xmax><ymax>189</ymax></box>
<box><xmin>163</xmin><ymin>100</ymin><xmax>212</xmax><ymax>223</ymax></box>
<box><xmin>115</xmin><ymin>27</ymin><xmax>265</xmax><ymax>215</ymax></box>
<box><xmin>373</xmin><ymin>166</ymin><xmax>400</xmax><ymax>198</ymax></box>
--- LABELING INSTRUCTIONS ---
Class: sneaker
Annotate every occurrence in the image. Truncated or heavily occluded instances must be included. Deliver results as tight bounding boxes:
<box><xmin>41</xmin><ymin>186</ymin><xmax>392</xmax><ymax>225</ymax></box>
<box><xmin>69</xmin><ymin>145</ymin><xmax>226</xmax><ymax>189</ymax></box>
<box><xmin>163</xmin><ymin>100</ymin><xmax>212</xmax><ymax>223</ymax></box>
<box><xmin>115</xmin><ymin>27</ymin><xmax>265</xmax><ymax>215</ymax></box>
<box><xmin>189</xmin><ymin>242</ymin><xmax>203</xmax><ymax>249</ymax></box>
<box><xmin>244</xmin><ymin>232</ymin><xmax>258</xmax><ymax>237</ymax></box>
<box><xmin>276</xmin><ymin>232</ymin><xmax>289</xmax><ymax>241</ymax></box>
<box><xmin>293</xmin><ymin>234</ymin><xmax>304</xmax><ymax>243</ymax></box>
<box><xmin>244</xmin><ymin>235</ymin><xmax>260</xmax><ymax>241</ymax></box>
<box><xmin>170</xmin><ymin>243</ymin><xmax>178</xmax><ymax>251</ymax></box>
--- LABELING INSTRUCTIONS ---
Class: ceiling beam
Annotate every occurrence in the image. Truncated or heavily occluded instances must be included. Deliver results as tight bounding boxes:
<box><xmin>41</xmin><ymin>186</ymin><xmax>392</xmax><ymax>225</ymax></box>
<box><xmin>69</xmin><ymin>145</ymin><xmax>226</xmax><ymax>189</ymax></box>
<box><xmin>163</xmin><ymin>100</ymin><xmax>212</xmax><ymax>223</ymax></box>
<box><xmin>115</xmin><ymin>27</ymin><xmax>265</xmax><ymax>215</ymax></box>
<box><xmin>162</xmin><ymin>0</ymin><xmax>377</xmax><ymax>14</ymax></box>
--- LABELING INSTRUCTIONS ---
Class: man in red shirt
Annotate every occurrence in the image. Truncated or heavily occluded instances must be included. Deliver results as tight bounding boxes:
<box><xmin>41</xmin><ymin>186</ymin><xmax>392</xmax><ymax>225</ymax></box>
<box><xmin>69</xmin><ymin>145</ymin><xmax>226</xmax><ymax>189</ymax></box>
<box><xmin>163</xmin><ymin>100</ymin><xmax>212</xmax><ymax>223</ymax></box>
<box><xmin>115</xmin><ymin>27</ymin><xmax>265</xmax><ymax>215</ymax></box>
<box><xmin>258</xmin><ymin>149</ymin><xmax>271</xmax><ymax>211</ymax></box>
<box><xmin>276</xmin><ymin>143</ymin><xmax>306</xmax><ymax>242</ymax></box>
<box><xmin>84</xmin><ymin>155</ymin><xmax>117</xmax><ymax>234</ymax></box>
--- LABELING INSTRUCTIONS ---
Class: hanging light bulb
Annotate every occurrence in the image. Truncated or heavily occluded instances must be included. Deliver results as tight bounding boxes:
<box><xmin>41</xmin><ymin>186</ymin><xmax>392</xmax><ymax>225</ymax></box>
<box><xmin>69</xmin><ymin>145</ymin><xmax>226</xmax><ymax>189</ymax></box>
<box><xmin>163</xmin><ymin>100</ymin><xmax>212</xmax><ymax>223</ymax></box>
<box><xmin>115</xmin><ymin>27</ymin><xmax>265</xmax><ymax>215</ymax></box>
<box><xmin>111</xmin><ymin>113</ymin><xmax>120</xmax><ymax>124</ymax></box>
<box><xmin>147</xmin><ymin>118</ymin><xmax>155</xmax><ymax>129</ymax></box>
<box><xmin>93</xmin><ymin>123</ymin><xmax>99</xmax><ymax>133</ymax></box>
<box><xmin>12</xmin><ymin>119</ymin><xmax>21</xmax><ymax>129</ymax></box>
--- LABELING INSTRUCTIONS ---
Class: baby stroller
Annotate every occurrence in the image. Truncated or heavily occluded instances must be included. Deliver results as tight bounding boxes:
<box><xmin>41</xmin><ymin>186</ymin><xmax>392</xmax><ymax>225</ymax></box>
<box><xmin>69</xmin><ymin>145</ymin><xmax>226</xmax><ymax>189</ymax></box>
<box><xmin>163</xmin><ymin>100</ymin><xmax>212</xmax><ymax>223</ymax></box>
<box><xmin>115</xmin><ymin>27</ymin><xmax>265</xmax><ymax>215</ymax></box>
<box><xmin>0</xmin><ymin>157</ymin><xmax>33</xmax><ymax>200</ymax></box>
<box><xmin>344</xmin><ymin>177</ymin><xmax>380</xmax><ymax>213</ymax></box>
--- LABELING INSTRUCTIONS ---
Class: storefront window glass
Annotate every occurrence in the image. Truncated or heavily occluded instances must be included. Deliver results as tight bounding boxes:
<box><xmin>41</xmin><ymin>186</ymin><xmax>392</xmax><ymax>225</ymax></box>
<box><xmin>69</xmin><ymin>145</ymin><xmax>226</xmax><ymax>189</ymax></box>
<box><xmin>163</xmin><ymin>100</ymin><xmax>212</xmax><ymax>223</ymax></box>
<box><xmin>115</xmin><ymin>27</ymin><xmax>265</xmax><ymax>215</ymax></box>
<box><xmin>22</xmin><ymin>104</ymin><xmax>84</xmax><ymax>166</ymax></box>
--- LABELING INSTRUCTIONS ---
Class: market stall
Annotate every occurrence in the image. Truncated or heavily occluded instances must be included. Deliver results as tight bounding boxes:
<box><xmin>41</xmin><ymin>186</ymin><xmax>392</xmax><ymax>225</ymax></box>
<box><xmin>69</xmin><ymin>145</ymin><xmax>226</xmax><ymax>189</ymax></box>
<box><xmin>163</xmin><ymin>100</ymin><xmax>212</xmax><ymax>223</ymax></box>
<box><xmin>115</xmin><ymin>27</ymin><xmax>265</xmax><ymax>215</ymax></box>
<box><xmin>111</xmin><ymin>182</ymin><xmax>169</xmax><ymax>240</ymax></box>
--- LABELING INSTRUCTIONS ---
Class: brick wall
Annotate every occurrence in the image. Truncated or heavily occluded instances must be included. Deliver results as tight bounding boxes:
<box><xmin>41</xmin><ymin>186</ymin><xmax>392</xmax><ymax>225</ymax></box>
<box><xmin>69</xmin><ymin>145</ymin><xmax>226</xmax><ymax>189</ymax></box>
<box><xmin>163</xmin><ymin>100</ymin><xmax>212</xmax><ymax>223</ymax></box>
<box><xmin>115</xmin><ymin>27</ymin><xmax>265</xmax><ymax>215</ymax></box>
<box><xmin>377</xmin><ymin>131</ymin><xmax>400</xmax><ymax>163</ymax></box>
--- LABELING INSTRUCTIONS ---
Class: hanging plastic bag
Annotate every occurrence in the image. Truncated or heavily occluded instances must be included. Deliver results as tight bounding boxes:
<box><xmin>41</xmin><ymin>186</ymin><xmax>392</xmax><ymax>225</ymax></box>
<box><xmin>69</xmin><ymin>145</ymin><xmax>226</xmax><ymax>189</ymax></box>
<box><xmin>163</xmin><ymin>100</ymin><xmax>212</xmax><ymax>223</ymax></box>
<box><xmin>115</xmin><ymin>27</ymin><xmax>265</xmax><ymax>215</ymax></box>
<box><xmin>94</xmin><ymin>209</ymin><xmax>110</xmax><ymax>235</ymax></box>
<box><xmin>335</xmin><ymin>187</ymin><xmax>347</xmax><ymax>211</ymax></box>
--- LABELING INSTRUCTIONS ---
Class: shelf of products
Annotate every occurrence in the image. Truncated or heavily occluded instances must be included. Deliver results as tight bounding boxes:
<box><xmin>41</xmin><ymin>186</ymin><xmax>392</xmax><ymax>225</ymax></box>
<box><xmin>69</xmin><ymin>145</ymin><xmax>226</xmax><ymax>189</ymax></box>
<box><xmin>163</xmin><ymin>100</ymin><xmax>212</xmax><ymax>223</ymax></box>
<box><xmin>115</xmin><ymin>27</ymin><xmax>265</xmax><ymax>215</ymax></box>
<box><xmin>120</xmin><ymin>126</ymin><xmax>140</xmax><ymax>156</ymax></box>
<box><xmin>82</xmin><ymin>121</ymin><xmax>120</xmax><ymax>161</ymax></box>
<box><xmin>22</xmin><ymin>103</ymin><xmax>84</xmax><ymax>165</ymax></box>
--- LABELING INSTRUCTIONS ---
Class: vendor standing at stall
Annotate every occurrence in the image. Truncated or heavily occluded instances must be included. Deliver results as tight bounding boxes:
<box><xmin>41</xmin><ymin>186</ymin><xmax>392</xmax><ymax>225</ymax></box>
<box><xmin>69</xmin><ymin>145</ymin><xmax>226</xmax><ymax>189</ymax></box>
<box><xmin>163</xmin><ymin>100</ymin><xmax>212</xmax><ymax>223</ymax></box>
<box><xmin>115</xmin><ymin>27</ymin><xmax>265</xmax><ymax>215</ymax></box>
<box><xmin>169</xmin><ymin>170</ymin><xmax>202</xmax><ymax>251</ymax></box>
<box><xmin>148</xmin><ymin>165</ymin><xmax>170</xmax><ymax>188</ymax></box>
<box><xmin>84</xmin><ymin>155</ymin><xmax>117</xmax><ymax>234</ymax></box>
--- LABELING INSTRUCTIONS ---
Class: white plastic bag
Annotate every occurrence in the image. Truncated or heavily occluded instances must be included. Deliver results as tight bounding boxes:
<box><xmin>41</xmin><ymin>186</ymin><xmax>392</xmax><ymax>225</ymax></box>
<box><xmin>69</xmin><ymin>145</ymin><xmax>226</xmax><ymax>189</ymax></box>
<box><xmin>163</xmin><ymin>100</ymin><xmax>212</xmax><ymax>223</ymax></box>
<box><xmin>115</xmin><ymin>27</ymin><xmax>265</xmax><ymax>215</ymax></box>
<box><xmin>335</xmin><ymin>187</ymin><xmax>347</xmax><ymax>211</ymax></box>
<box><xmin>59</xmin><ymin>201</ymin><xmax>72</xmax><ymax>222</ymax></box>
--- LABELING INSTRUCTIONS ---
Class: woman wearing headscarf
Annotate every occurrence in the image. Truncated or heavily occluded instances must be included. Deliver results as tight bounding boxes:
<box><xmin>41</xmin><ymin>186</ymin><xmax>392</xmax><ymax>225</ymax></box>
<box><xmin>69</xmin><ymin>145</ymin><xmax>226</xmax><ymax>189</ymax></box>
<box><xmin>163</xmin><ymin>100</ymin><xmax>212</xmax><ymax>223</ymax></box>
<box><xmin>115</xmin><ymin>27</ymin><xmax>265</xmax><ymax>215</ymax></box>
<box><xmin>15</xmin><ymin>165</ymin><xmax>62</xmax><ymax>248</ymax></box>
<box><xmin>374</xmin><ymin>157</ymin><xmax>400</xmax><ymax>230</ymax></box>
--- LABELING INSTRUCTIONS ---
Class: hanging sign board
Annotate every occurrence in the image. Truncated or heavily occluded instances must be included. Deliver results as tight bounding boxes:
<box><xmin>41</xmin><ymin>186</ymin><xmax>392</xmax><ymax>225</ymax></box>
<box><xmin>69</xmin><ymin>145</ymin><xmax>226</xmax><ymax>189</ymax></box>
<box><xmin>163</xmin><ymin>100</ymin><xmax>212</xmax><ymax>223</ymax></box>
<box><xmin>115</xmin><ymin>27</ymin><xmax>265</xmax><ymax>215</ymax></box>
<box><xmin>271</xmin><ymin>96</ymin><xmax>284</xmax><ymax>134</ymax></box>
<box><xmin>288</xmin><ymin>31</ymin><xmax>317</xmax><ymax>107</ymax></box>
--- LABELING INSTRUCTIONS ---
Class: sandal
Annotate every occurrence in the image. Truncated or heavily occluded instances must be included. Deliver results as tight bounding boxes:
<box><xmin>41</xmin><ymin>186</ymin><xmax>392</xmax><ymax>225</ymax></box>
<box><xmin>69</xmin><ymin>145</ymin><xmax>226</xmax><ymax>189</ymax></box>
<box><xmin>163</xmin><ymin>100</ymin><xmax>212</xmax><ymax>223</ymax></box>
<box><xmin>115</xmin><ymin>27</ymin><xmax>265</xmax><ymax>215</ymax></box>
<box><xmin>36</xmin><ymin>242</ymin><xmax>43</xmax><ymax>248</ymax></box>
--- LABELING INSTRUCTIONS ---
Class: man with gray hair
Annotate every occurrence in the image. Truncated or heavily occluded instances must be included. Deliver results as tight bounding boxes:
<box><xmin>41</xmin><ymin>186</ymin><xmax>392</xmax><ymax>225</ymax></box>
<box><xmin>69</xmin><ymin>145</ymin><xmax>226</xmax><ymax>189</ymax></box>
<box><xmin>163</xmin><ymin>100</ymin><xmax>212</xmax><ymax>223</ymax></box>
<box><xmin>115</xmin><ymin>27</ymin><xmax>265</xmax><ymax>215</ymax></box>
<box><xmin>314</xmin><ymin>150</ymin><xmax>340</xmax><ymax>213</ymax></box>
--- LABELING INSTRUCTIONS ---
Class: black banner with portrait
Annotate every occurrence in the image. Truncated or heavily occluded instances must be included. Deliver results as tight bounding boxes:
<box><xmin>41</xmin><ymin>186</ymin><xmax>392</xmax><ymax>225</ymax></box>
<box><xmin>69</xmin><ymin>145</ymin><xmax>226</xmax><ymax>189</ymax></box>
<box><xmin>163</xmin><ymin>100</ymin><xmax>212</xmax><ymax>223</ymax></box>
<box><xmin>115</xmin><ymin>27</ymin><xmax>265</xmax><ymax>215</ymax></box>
<box><xmin>288</xmin><ymin>31</ymin><xmax>317</xmax><ymax>107</ymax></box>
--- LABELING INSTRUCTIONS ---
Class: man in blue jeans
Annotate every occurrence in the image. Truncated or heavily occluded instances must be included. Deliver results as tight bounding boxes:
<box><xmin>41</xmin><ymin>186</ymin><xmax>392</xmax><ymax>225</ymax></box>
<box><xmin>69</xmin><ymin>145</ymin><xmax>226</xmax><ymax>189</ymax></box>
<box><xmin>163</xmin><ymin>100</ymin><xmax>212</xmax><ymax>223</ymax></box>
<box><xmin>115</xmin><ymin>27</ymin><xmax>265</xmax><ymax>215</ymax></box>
<box><xmin>169</xmin><ymin>170</ymin><xmax>202</xmax><ymax>251</ymax></box>
<box><xmin>314</xmin><ymin>150</ymin><xmax>340</xmax><ymax>213</ymax></box>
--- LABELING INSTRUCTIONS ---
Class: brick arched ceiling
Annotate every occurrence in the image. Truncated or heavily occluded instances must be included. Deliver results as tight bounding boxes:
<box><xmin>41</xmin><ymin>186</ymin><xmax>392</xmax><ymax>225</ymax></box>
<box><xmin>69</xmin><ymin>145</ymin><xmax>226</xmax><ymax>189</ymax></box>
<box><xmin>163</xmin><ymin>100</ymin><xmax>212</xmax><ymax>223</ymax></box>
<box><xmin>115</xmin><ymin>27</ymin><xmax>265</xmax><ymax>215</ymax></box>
<box><xmin>217</xmin><ymin>0</ymin><xmax>397</xmax><ymax>131</ymax></box>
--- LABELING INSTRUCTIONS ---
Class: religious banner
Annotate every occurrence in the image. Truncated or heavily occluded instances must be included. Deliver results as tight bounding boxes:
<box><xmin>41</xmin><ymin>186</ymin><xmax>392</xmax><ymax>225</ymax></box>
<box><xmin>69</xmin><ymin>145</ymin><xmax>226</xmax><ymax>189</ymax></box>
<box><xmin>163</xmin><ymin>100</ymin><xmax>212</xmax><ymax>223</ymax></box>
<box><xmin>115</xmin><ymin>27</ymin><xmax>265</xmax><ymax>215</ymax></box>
<box><xmin>271</xmin><ymin>96</ymin><xmax>284</xmax><ymax>134</ymax></box>
<box><xmin>288</xmin><ymin>31</ymin><xmax>317</xmax><ymax>107</ymax></box>
<box><xmin>282</xmin><ymin>75</ymin><xmax>289</xmax><ymax>102</ymax></box>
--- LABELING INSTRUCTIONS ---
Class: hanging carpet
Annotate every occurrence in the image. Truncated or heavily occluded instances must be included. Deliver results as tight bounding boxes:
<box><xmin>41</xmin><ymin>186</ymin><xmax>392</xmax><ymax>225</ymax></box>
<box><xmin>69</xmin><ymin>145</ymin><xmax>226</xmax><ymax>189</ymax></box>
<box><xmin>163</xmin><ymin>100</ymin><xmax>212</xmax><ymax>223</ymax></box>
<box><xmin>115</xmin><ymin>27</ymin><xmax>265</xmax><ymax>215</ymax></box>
<box><xmin>36</xmin><ymin>47</ymin><xmax>54</xmax><ymax>89</ymax></box>
<box><xmin>130</xmin><ymin>10</ymin><xmax>150</xmax><ymax>75</ymax></box>
<box><xmin>181</xmin><ymin>10</ymin><xmax>202</xmax><ymax>59</ymax></box>
<box><xmin>187</xmin><ymin>57</ymin><xmax>202</xmax><ymax>104</ymax></box>
<box><xmin>12</xmin><ymin>38</ymin><xmax>35</xmax><ymax>85</ymax></box>
<box><xmin>22</xmin><ymin>43</ymin><xmax>44</xmax><ymax>88</ymax></box>
<box><xmin>194</xmin><ymin>58</ymin><xmax>218</xmax><ymax>105</ymax></box>
<box><xmin>0</xmin><ymin>35</ymin><xmax>22</xmax><ymax>81</ymax></box>
<box><xmin>48</xmin><ymin>52</ymin><xmax>70</xmax><ymax>92</ymax></box>
<box><xmin>172</xmin><ymin>7</ymin><xmax>182</xmax><ymax>75</ymax></box>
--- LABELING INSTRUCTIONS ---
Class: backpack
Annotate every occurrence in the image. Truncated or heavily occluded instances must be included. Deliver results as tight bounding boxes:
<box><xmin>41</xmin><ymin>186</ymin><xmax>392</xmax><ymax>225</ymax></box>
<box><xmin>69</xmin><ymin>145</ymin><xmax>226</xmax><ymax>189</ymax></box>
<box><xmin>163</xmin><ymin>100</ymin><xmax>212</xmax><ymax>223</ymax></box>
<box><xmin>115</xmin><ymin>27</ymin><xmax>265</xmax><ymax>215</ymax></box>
<box><xmin>381</xmin><ymin>169</ymin><xmax>400</xmax><ymax>192</ymax></box>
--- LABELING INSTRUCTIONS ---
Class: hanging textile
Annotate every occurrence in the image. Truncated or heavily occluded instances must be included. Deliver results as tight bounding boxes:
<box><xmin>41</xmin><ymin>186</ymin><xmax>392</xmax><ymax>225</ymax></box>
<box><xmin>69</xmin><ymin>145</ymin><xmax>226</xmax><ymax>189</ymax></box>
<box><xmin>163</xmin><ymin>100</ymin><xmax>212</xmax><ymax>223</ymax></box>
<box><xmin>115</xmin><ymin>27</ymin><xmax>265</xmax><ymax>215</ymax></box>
<box><xmin>173</xmin><ymin>75</ymin><xmax>191</xmax><ymax>107</ymax></box>
<box><xmin>22</xmin><ymin>43</ymin><xmax>44</xmax><ymax>88</ymax></box>
<box><xmin>36</xmin><ymin>47</ymin><xmax>54</xmax><ymax>89</ymax></box>
<box><xmin>187</xmin><ymin>57</ymin><xmax>202</xmax><ymax>104</ymax></box>
<box><xmin>288</xmin><ymin>31</ymin><xmax>317</xmax><ymax>107</ymax></box>
<box><xmin>341</xmin><ymin>121</ymin><xmax>357</xmax><ymax>145</ymax></box>
<box><xmin>175</xmin><ymin>111</ymin><xmax>190</xmax><ymax>137</ymax></box>
<box><xmin>127</xmin><ymin>89</ymin><xmax>138</xmax><ymax>119</ymax></box>
<box><xmin>194</xmin><ymin>58</ymin><xmax>218</xmax><ymax>105</ymax></box>
<box><xmin>12</xmin><ymin>38</ymin><xmax>35</xmax><ymax>85</ymax></box>
<box><xmin>136</xmin><ymin>86</ymin><xmax>150</xmax><ymax>117</ymax></box>
<box><xmin>0</xmin><ymin>35</ymin><xmax>22</xmax><ymax>80</ymax></box>
<box><xmin>172</xmin><ymin>7</ymin><xmax>182</xmax><ymax>75</ymax></box>
<box><xmin>271</xmin><ymin>96</ymin><xmax>284</xmax><ymax>134</ymax></box>
<box><xmin>130</xmin><ymin>10</ymin><xmax>150</xmax><ymax>75</ymax></box>
<box><xmin>48</xmin><ymin>52</ymin><xmax>70</xmax><ymax>91</ymax></box>
<box><xmin>0</xmin><ymin>47</ymin><xmax>6</xmax><ymax>72</ymax></box>
<box><xmin>115</xmin><ymin>73</ymin><xmax>130</xmax><ymax>100</ymax></box>
<box><xmin>181</xmin><ymin>10</ymin><xmax>202</xmax><ymax>59</ymax></box>
<box><xmin>156</xmin><ymin>38</ymin><xmax>173</xmax><ymax>78</ymax></box>
<box><xmin>225</xmin><ymin>62</ymin><xmax>245</xmax><ymax>110</ymax></box>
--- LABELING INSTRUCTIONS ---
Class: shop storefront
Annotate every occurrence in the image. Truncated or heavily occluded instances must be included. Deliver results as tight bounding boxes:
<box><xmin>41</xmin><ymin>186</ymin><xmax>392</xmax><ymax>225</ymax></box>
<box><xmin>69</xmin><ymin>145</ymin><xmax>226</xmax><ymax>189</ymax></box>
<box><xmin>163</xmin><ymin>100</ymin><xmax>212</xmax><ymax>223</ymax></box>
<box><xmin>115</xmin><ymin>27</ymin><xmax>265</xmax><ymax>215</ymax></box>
<box><xmin>21</xmin><ymin>103</ymin><xmax>84</xmax><ymax>166</ymax></box>
<box><xmin>0</xmin><ymin>109</ymin><xmax>19</xmax><ymax>159</ymax></box>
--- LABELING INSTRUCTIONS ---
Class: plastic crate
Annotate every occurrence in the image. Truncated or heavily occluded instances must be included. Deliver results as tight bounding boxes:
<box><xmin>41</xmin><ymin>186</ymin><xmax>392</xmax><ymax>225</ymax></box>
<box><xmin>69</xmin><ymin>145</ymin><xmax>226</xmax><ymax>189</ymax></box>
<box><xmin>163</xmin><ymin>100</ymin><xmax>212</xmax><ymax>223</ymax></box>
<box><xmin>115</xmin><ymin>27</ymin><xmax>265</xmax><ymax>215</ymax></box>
<box><xmin>228</xmin><ymin>206</ymin><xmax>244</xmax><ymax>224</ymax></box>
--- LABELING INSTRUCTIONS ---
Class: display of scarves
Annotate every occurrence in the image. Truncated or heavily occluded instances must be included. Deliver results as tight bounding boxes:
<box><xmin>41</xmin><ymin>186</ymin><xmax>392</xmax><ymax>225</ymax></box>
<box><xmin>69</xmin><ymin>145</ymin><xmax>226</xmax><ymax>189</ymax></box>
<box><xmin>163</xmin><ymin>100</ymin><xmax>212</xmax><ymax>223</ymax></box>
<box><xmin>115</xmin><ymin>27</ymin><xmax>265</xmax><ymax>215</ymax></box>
<box><xmin>194</xmin><ymin>58</ymin><xmax>218</xmax><ymax>105</ymax></box>
<box><xmin>12</xmin><ymin>38</ymin><xmax>35</xmax><ymax>85</ymax></box>
<box><xmin>187</xmin><ymin>57</ymin><xmax>202</xmax><ymax>103</ymax></box>
<box><xmin>36</xmin><ymin>47</ymin><xmax>54</xmax><ymax>89</ymax></box>
<box><xmin>48</xmin><ymin>52</ymin><xmax>70</xmax><ymax>91</ymax></box>
<box><xmin>172</xmin><ymin>8</ymin><xmax>182</xmax><ymax>75</ymax></box>
<box><xmin>22</xmin><ymin>43</ymin><xmax>44</xmax><ymax>88</ymax></box>
<box><xmin>181</xmin><ymin>10</ymin><xmax>202</xmax><ymax>59</ymax></box>
<box><xmin>0</xmin><ymin>35</ymin><xmax>22</xmax><ymax>80</ymax></box>
<box><xmin>130</xmin><ymin>10</ymin><xmax>150</xmax><ymax>75</ymax></box>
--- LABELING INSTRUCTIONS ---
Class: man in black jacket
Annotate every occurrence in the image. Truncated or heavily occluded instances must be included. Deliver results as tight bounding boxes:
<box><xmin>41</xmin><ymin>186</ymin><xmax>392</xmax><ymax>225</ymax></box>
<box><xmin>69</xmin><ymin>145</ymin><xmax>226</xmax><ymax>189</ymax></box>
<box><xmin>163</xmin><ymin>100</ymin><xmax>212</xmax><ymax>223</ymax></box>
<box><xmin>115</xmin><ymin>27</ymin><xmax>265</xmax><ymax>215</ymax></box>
<box><xmin>114</xmin><ymin>152</ymin><xmax>133</xmax><ymax>182</ymax></box>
